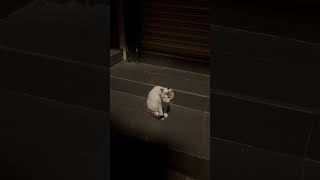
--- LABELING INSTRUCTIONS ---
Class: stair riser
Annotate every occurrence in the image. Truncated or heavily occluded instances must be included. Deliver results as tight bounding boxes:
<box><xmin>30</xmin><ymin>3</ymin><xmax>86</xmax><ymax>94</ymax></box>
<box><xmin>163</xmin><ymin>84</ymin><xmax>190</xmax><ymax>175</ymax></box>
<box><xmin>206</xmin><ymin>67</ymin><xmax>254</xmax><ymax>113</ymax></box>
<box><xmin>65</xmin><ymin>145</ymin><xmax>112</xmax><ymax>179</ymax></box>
<box><xmin>111</xmin><ymin>132</ymin><xmax>209</xmax><ymax>180</ymax></box>
<box><xmin>110</xmin><ymin>50</ymin><xmax>122</xmax><ymax>67</ymax></box>
<box><xmin>141</xmin><ymin>52</ymin><xmax>210</xmax><ymax>74</ymax></box>
<box><xmin>0</xmin><ymin>49</ymin><xmax>107</xmax><ymax>111</ymax></box>
<box><xmin>111</xmin><ymin>77</ymin><xmax>209</xmax><ymax>112</ymax></box>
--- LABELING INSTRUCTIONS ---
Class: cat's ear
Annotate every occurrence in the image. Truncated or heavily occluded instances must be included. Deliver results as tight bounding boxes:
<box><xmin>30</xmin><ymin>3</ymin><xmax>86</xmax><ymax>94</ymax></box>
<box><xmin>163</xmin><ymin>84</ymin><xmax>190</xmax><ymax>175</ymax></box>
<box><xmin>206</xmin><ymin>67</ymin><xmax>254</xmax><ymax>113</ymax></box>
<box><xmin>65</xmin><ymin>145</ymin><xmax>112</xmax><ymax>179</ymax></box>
<box><xmin>160</xmin><ymin>88</ymin><xmax>165</xmax><ymax>94</ymax></box>
<box><xmin>168</xmin><ymin>89</ymin><xmax>174</xmax><ymax>97</ymax></box>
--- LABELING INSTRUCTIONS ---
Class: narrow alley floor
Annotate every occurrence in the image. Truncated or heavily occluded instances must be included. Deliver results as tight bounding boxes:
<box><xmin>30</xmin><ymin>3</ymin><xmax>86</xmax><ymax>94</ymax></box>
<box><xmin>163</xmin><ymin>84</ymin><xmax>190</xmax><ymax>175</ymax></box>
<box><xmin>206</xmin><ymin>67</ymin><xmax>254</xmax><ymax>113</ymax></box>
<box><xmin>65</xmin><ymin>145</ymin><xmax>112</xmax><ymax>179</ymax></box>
<box><xmin>110</xmin><ymin>61</ymin><xmax>210</xmax><ymax>180</ymax></box>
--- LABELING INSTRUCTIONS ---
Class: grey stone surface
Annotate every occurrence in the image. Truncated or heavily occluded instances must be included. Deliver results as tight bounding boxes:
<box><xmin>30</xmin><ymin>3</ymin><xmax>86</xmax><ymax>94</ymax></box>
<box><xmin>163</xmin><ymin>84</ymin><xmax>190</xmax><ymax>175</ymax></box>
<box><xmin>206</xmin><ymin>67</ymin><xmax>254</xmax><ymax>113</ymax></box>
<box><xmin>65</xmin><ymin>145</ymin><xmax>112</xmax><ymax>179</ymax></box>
<box><xmin>0</xmin><ymin>88</ymin><xmax>106</xmax><ymax>180</ymax></box>
<box><xmin>110</xmin><ymin>105</ymin><xmax>140</xmax><ymax>137</ymax></box>
<box><xmin>167</xmin><ymin>151</ymin><xmax>209</xmax><ymax>180</ymax></box>
<box><xmin>112</xmin><ymin>61</ymin><xmax>163</xmax><ymax>74</ymax></box>
<box><xmin>110</xmin><ymin>61</ymin><xmax>209</xmax><ymax>160</ymax></box>
<box><xmin>210</xmin><ymin>25</ymin><xmax>320</xmax><ymax>66</ymax></box>
<box><xmin>0</xmin><ymin>49</ymin><xmax>107</xmax><ymax>111</ymax></box>
<box><xmin>110</xmin><ymin>90</ymin><xmax>209</xmax><ymax>159</ymax></box>
<box><xmin>212</xmin><ymin>137</ymin><xmax>303</xmax><ymax>180</ymax></box>
<box><xmin>213</xmin><ymin>93</ymin><xmax>313</xmax><ymax>156</ymax></box>
<box><xmin>111</xmin><ymin>76</ymin><xmax>207</xmax><ymax>111</ymax></box>
<box><xmin>111</xmin><ymin>67</ymin><xmax>161</xmax><ymax>85</ymax></box>
<box><xmin>111</xmin><ymin>62</ymin><xmax>209</xmax><ymax>111</ymax></box>
<box><xmin>111</xmin><ymin>90</ymin><xmax>146</xmax><ymax>109</ymax></box>
<box><xmin>141</xmin><ymin>52</ymin><xmax>210</xmax><ymax>74</ymax></box>
<box><xmin>172</xmin><ymin>91</ymin><xmax>208</xmax><ymax>112</ymax></box>
<box><xmin>160</xmin><ymin>68</ymin><xmax>210</xmax><ymax>83</ymax></box>
<box><xmin>110</xmin><ymin>77</ymin><xmax>152</xmax><ymax>97</ymax></box>
<box><xmin>152</xmin><ymin>75</ymin><xmax>209</xmax><ymax>97</ymax></box>
<box><xmin>110</xmin><ymin>49</ymin><xmax>122</xmax><ymax>67</ymax></box>
<box><xmin>0</xmin><ymin>1</ymin><xmax>108</xmax><ymax>66</ymax></box>
<box><xmin>111</xmin><ymin>62</ymin><xmax>209</xmax><ymax>96</ymax></box>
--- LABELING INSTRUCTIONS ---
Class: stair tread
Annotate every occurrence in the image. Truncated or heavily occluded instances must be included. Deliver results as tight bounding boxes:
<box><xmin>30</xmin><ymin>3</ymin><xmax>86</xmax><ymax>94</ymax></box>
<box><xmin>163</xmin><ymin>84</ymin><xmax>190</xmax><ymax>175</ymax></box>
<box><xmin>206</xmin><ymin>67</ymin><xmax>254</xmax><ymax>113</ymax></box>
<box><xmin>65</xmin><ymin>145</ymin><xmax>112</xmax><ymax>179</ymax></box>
<box><xmin>110</xmin><ymin>49</ymin><xmax>122</xmax><ymax>67</ymax></box>
<box><xmin>0</xmin><ymin>87</ymin><xmax>106</xmax><ymax>154</ymax></box>
<box><xmin>110</xmin><ymin>62</ymin><xmax>209</xmax><ymax>112</ymax></box>
<box><xmin>110</xmin><ymin>89</ymin><xmax>210</xmax><ymax>160</ymax></box>
<box><xmin>110</xmin><ymin>49</ymin><xmax>121</xmax><ymax>56</ymax></box>
<box><xmin>0</xmin><ymin>48</ymin><xmax>107</xmax><ymax>111</ymax></box>
<box><xmin>111</xmin><ymin>62</ymin><xmax>209</xmax><ymax>96</ymax></box>
<box><xmin>0</xmin><ymin>2</ymin><xmax>107</xmax><ymax>66</ymax></box>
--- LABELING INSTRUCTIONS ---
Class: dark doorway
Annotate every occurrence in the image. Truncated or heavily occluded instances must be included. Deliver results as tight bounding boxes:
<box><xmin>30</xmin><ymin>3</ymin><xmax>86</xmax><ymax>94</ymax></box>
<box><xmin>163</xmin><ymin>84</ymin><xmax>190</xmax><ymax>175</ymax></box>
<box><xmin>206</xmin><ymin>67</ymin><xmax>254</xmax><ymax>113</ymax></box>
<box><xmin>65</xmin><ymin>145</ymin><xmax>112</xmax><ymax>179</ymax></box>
<box><xmin>139</xmin><ymin>0</ymin><xmax>209</xmax><ymax>63</ymax></box>
<box><xmin>110</xmin><ymin>0</ymin><xmax>119</xmax><ymax>49</ymax></box>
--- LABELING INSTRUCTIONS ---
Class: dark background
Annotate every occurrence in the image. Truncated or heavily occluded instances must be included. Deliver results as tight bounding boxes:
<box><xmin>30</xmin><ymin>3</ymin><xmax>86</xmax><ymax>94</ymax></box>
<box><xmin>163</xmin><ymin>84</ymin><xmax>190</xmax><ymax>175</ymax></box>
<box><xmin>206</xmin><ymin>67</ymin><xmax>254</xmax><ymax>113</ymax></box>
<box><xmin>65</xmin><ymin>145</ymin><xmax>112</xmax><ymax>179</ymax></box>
<box><xmin>2</xmin><ymin>0</ymin><xmax>320</xmax><ymax>179</ymax></box>
<box><xmin>0</xmin><ymin>0</ymin><xmax>108</xmax><ymax>179</ymax></box>
<box><xmin>211</xmin><ymin>1</ymin><xmax>320</xmax><ymax>179</ymax></box>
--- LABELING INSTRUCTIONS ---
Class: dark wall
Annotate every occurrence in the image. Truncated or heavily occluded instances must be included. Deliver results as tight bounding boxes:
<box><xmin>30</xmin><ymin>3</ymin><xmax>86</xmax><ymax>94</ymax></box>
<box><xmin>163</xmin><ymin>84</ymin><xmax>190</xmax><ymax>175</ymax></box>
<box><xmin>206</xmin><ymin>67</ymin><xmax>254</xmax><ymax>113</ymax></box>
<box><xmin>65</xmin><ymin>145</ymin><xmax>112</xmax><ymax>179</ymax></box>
<box><xmin>0</xmin><ymin>1</ymin><xmax>108</xmax><ymax>179</ymax></box>
<box><xmin>110</xmin><ymin>0</ymin><xmax>119</xmax><ymax>49</ymax></box>
<box><xmin>123</xmin><ymin>0</ymin><xmax>143</xmax><ymax>62</ymax></box>
<box><xmin>211</xmin><ymin>1</ymin><xmax>320</xmax><ymax>179</ymax></box>
<box><xmin>211</xmin><ymin>1</ymin><xmax>320</xmax><ymax>43</ymax></box>
<box><xmin>0</xmin><ymin>0</ymin><xmax>31</xmax><ymax>18</ymax></box>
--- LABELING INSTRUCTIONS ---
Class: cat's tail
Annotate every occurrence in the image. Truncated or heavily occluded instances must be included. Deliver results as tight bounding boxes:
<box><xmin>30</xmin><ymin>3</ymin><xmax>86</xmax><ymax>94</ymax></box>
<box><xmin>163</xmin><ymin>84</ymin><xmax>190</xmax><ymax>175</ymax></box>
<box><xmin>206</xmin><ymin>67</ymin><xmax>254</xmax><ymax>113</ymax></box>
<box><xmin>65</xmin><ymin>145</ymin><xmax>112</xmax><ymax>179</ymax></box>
<box><xmin>152</xmin><ymin>112</ymin><xmax>165</xmax><ymax>120</ymax></box>
<box><xmin>147</xmin><ymin>108</ymin><xmax>165</xmax><ymax>120</ymax></box>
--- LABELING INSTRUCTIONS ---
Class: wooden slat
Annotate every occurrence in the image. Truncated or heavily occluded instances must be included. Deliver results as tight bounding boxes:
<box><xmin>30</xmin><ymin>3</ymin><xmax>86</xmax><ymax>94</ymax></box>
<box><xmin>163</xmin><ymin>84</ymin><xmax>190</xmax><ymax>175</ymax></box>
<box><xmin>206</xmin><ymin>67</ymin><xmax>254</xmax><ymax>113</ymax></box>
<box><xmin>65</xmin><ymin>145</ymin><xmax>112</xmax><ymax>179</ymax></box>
<box><xmin>144</xmin><ymin>23</ymin><xmax>208</xmax><ymax>34</ymax></box>
<box><xmin>143</xmin><ymin>36</ymin><xmax>209</xmax><ymax>47</ymax></box>
<box><xmin>141</xmin><ymin>42</ymin><xmax>209</xmax><ymax>60</ymax></box>
<box><xmin>144</xmin><ymin>19</ymin><xmax>208</xmax><ymax>31</ymax></box>
<box><xmin>140</xmin><ymin>0</ymin><xmax>209</xmax><ymax>61</ymax></box>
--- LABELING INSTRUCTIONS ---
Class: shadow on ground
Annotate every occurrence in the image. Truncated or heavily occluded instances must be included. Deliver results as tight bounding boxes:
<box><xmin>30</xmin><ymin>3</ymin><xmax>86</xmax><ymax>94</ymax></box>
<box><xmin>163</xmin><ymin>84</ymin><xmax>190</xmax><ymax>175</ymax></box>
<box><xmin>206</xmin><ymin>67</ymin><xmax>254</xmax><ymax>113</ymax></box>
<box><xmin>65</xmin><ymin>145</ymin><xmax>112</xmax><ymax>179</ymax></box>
<box><xmin>111</xmin><ymin>130</ymin><xmax>170</xmax><ymax>180</ymax></box>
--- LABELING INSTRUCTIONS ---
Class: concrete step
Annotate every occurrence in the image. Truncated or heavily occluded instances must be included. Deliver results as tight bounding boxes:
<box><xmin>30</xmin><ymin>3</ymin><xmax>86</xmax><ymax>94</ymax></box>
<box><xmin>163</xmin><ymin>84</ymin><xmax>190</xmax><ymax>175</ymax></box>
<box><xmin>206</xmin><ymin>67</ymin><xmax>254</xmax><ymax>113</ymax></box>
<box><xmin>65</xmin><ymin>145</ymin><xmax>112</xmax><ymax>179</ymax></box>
<box><xmin>110</xmin><ymin>62</ymin><xmax>210</xmax><ymax>180</ymax></box>
<box><xmin>111</xmin><ymin>89</ymin><xmax>209</xmax><ymax>159</ymax></box>
<box><xmin>141</xmin><ymin>51</ymin><xmax>210</xmax><ymax>74</ymax></box>
<box><xmin>0</xmin><ymin>1</ymin><xmax>108</xmax><ymax>66</ymax></box>
<box><xmin>111</xmin><ymin>113</ymin><xmax>209</xmax><ymax>180</ymax></box>
<box><xmin>0</xmin><ymin>47</ymin><xmax>107</xmax><ymax>111</ymax></box>
<box><xmin>111</xmin><ymin>61</ymin><xmax>210</xmax><ymax>112</ymax></box>
<box><xmin>0</xmin><ymin>87</ymin><xmax>106</xmax><ymax>180</ymax></box>
<box><xmin>110</xmin><ymin>49</ymin><xmax>122</xmax><ymax>67</ymax></box>
<box><xmin>0</xmin><ymin>1</ymin><xmax>108</xmax><ymax>110</ymax></box>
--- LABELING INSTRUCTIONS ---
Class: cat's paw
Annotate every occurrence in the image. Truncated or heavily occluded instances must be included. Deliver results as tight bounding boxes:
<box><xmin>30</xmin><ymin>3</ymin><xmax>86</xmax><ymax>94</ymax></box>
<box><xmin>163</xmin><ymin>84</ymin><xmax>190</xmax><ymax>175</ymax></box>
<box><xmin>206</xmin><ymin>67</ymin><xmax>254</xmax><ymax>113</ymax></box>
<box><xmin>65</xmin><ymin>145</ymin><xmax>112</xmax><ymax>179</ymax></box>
<box><xmin>164</xmin><ymin>113</ymin><xmax>168</xmax><ymax>118</ymax></box>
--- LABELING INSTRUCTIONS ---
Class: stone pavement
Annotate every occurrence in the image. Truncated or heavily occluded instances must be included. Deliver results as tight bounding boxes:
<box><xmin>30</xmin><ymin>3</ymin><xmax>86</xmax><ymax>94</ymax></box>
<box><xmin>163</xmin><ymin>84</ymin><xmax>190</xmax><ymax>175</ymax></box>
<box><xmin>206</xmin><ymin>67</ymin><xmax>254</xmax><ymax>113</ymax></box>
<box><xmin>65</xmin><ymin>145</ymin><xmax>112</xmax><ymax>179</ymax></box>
<box><xmin>110</xmin><ymin>61</ymin><xmax>210</xmax><ymax>180</ymax></box>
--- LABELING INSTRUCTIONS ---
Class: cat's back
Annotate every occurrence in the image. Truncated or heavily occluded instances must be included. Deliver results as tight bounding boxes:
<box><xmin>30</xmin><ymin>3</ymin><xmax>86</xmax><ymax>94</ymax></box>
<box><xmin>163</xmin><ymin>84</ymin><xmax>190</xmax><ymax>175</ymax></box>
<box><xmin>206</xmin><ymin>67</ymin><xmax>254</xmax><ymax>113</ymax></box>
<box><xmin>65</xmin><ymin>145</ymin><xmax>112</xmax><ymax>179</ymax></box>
<box><xmin>149</xmin><ymin>86</ymin><xmax>161</xmax><ymax>93</ymax></box>
<box><xmin>148</xmin><ymin>86</ymin><xmax>161</xmax><ymax>98</ymax></box>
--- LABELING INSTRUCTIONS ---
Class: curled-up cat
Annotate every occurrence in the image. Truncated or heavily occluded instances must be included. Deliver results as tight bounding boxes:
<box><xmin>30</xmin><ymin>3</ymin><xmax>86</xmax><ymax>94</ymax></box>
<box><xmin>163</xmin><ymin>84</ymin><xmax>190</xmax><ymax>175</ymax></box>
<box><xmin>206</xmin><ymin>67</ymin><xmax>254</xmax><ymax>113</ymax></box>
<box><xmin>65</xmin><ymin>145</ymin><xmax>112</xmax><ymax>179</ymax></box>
<box><xmin>147</xmin><ymin>86</ymin><xmax>174</xmax><ymax>120</ymax></box>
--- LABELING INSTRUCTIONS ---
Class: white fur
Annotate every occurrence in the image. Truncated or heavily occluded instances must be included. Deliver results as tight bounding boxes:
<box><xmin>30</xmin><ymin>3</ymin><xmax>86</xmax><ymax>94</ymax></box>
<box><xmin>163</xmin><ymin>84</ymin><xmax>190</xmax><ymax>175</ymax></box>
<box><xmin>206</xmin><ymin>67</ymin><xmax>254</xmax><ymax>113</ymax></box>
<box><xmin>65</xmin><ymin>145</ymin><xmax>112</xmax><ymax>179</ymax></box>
<box><xmin>147</xmin><ymin>86</ymin><xmax>174</xmax><ymax>120</ymax></box>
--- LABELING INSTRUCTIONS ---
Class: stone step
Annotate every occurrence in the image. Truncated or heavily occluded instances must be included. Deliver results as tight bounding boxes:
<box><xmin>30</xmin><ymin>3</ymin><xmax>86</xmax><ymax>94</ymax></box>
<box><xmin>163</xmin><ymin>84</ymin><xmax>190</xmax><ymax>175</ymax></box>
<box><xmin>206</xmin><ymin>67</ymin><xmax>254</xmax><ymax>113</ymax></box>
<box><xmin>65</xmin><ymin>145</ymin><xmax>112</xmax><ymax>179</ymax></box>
<box><xmin>110</xmin><ymin>49</ymin><xmax>122</xmax><ymax>67</ymax></box>
<box><xmin>111</xmin><ymin>123</ymin><xmax>209</xmax><ymax>180</ymax></box>
<box><xmin>110</xmin><ymin>62</ymin><xmax>210</xmax><ymax>175</ymax></box>
<box><xmin>0</xmin><ymin>1</ymin><xmax>108</xmax><ymax>66</ymax></box>
<box><xmin>111</xmin><ymin>61</ymin><xmax>210</xmax><ymax>112</ymax></box>
<box><xmin>0</xmin><ymin>47</ymin><xmax>107</xmax><ymax>111</ymax></box>
<box><xmin>0</xmin><ymin>87</ymin><xmax>106</xmax><ymax>180</ymax></box>
<box><xmin>0</xmin><ymin>1</ymin><xmax>108</xmax><ymax>110</ymax></box>
<box><xmin>141</xmin><ymin>51</ymin><xmax>210</xmax><ymax>74</ymax></box>
<box><xmin>111</xmin><ymin>89</ymin><xmax>209</xmax><ymax>160</ymax></box>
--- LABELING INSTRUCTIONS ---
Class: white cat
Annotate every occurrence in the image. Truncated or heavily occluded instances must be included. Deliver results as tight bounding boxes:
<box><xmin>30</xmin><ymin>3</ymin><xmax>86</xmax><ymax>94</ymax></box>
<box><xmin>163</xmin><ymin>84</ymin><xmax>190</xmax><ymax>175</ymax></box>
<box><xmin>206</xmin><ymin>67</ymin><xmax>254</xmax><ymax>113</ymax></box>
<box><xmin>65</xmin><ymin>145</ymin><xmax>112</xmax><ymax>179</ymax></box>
<box><xmin>147</xmin><ymin>86</ymin><xmax>174</xmax><ymax>120</ymax></box>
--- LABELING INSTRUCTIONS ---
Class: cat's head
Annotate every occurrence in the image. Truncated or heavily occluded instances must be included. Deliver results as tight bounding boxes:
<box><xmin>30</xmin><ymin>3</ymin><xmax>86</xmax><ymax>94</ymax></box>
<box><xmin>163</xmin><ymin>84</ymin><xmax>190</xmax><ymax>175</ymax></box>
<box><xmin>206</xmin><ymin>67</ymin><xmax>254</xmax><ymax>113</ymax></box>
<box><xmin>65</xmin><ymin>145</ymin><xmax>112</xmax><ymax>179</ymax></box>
<box><xmin>160</xmin><ymin>88</ymin><xmax>174</xmax><ymax>103</ymax></box>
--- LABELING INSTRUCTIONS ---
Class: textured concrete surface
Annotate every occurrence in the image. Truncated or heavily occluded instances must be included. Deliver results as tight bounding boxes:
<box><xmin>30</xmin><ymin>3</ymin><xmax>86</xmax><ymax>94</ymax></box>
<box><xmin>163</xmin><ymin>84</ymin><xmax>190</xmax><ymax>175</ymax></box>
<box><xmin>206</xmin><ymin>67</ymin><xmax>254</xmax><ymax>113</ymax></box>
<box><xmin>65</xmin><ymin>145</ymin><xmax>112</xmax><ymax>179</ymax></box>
<box><xmin>110</xmin><ymin>62</ymin><xmax>210</xmax><ymax>160</ymax></box>
<box><xmin>0</xmin><ymin>2</ymin><xmax>108</xmax><ymax>179</ymax></box>
<box><xmin>110</xmin><ymin>49</ymin><xmax>122</xmax><ymax>67</ymax></box>
<box><xmin>110</xmin><ymin>61</ymin><xmax>209</xmax><ymax>179</ymax></box>
<box><xmin>111</xmin><ymin>90</ymin><xmax>209</xmax><ymax>159</ymax></box>
<box><xmin>0</xmin><ymin>1</ymin><xmax>108</xmax><ymax>66</ymax></box>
